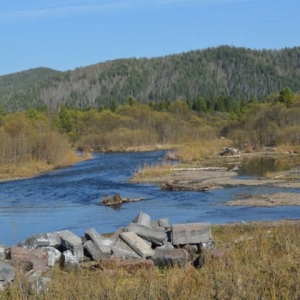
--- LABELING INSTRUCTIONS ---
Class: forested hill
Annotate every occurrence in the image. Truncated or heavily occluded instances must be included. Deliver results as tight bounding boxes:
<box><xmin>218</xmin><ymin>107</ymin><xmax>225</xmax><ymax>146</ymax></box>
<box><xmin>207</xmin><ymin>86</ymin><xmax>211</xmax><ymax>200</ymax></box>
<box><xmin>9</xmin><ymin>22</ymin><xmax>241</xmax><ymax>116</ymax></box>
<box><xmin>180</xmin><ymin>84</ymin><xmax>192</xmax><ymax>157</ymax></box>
<box><xmin>1</xmin><ymin>46</ymin><xmax>300</xmax><ymax>112</ymax></box>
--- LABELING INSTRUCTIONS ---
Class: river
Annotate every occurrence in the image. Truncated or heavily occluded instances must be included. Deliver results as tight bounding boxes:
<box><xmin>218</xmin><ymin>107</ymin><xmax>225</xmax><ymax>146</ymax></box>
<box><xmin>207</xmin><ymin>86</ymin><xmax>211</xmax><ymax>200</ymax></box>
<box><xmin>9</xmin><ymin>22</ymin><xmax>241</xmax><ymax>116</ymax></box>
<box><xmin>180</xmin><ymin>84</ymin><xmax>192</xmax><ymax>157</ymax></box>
<box><xmin>0</xmin><ymin>150</ymin><xmax>299</xmax><ymax>246</ymax></box>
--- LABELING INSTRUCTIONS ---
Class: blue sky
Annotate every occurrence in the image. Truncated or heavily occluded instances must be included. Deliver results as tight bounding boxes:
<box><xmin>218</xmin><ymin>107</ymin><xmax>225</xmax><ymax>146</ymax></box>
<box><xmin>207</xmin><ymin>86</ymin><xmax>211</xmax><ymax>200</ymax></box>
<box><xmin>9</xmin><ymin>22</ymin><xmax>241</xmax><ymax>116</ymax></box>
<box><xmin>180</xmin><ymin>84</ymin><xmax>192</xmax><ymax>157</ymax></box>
<box><xmin>0</xmin><ymin>0</ymin><xmax>299</xmax><ymax>76</ymax></box>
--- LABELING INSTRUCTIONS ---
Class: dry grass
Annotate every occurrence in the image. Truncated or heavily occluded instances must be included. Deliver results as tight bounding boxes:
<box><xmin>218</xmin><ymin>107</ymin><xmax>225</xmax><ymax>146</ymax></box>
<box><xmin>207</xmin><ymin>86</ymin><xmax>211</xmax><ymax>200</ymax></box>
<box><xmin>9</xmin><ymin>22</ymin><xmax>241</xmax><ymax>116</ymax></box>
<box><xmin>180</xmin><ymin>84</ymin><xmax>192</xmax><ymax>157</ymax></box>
<box><xmin>3</xmin><ymin>221</ymin><xmax>300</xmax><ymax>299</ymax></box>
<box><xmin>0</xmin><ymin>151</ymin><xmax>88</xmax><ymax>181</ymax></box>
<box><xmin>275</xmin><ymin>143</ymin><xmax>300</xmax><ymax>154</ymax></box>
<box><xmin>132</xmin><ymin>161</ymin><xmax>174</xmax><ymax>181</ymax></box>
<box><xmin>174</xmin><ymin>139</ymin><xmax>233</xmax><ymax>163</ymax></box>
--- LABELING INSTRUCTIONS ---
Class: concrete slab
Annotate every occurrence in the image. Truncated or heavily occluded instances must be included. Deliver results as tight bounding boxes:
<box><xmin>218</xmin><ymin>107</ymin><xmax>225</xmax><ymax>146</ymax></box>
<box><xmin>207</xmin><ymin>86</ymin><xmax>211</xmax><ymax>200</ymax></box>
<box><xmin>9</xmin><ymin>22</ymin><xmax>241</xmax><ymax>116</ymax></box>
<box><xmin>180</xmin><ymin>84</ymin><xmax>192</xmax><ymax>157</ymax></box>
<box><xmin>128</xmin><ymin>223</ymin><xmax>167</xmax><ymax>245</ymax></box>
<box><xmin>85</xmin><ymin>228</ymin><xmax>112</xmax><ymax>257</ymax></box>
<box><xmin>111</xmin><ymin>238</ymin><xmax>141</xmax><ymax>259</ymax></box>
<box><xmin>17</xmin><ymin>233</ymin><xmax>61</xmax><ymax>249</ymax></box>
<box><xmin>151</xmin><ymin>249</ymin><xmax>189</xmax><ymax>268</ymax></box>
<box><xmin>172</xmin><ymin>222</ymin><xmax>211</xmax><ymax>245</ymax></box>
<box><xmin>132</xmin><ymin>212</ymin><xmax>151</xmax><ymax>227</ymax></box>
<box><xmin>120</xmin><ymin>232</ymin><xmax>155</xmax><ymax>258</ymax></box>
<box><xmin>84</xmin><ymin>240</ymin><xmax>103</xmax><ymax>261</ymax></box>
<box><xmin>56</xmin><ymin>230</ymin><xmax>83</xmax><ymax>262</ymax></box>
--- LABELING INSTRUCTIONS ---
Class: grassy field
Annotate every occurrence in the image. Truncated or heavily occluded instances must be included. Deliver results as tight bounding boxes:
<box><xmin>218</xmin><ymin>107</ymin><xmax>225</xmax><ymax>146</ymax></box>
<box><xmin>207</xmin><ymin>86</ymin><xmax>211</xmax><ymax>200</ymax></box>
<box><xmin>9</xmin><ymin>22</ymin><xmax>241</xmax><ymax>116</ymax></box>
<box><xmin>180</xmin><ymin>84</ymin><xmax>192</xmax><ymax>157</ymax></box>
<box><xmin>2</xmin><ymin>221</ymin><xmax>300</xmax><ymax>299</ymax></box>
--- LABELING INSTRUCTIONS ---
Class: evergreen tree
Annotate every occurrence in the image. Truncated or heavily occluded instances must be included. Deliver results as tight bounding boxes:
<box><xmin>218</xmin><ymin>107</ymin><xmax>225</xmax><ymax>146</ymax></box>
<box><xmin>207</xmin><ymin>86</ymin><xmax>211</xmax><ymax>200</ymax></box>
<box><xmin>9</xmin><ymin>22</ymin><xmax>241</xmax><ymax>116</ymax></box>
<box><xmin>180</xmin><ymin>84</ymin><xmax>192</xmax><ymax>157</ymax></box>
<box><xmin>58</xmin><ymin>106</ymin><xmax>73</xmax><ymax>133</ymax></box>
<box><xmin>278</xmin><ymin>87</ymin><xmax>294</xmax><ymax>106</ymax></box>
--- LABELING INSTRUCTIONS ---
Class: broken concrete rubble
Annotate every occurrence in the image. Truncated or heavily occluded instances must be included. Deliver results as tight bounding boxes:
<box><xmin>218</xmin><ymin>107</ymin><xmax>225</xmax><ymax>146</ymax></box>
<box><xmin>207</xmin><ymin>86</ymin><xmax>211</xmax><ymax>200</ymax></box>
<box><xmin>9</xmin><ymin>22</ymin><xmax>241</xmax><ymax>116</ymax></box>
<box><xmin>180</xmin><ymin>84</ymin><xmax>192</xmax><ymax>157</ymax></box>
<box><xmin>172</xmin><ymin>222</ymin><xmax>212</xmax><ymax>245</ymax></box>
<box><xmin>132</xmin><ymin>212</ymin><xmax>151</xmax><ymax>227</ymax></box>
<box><xmin>152</xmin><ymin>249</ymin><xmax>189</xmax><ymax>268</ymax></box>
<box><xmin>0</xmin><ymin>211</ymin><xmax>215</xmax><ymax>292</ymax></box>
<box><xmin>85</xmin><ymin>228</ymin><xmax>113</xmax><ymax>257</ymax></box>
<box><xmin>17</xmin><ymin>233</ymin><xmax>61</xmax><ymax>249</ymax></box>
<box><xmin>128</xmin><ymin>223</ymin><xmax>167</xmax><ymax>245</ymax></box>
<box><xmin>10</xmin><ymin>247</ymin><xmax>48</xmax><ymax>273</ymax></box>
<box><xmin>120</xmin><ymin>232</ymin><xmax>155</xmax><ymax>258</ymax></box>
<box><xmin>0</xmin><ymin>262</ymin><xmax>15</xmax><ymax>282</ymax></box>
<box><xmin>61</xmin><ymin>250</ymin><xmax>79</xmax><ymax>271</ymax></box>
<box><xmin>111</xmin><ymin>237</ymin><xmax>141</xmax><ymax>259</ymax></box>
<box><xmin>56</xmin><ymin>230</ymin><xmax>84</xmax><ymax>262</ymax></box>
<box><xmin>84</xmin><ymin>240</ymin><xmax>103</xmax><ymax>261</ymax></box>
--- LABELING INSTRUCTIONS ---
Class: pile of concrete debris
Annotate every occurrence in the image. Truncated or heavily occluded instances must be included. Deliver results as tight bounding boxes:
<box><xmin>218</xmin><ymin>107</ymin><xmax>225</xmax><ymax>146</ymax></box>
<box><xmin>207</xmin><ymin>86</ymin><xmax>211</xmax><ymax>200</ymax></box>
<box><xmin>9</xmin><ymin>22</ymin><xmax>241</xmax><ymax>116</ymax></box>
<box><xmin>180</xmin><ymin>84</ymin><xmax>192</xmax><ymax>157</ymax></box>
<box><xmin>0</xmin><ymin>212</ymin><xmax>213</xmax><ymax>292</ymax></box>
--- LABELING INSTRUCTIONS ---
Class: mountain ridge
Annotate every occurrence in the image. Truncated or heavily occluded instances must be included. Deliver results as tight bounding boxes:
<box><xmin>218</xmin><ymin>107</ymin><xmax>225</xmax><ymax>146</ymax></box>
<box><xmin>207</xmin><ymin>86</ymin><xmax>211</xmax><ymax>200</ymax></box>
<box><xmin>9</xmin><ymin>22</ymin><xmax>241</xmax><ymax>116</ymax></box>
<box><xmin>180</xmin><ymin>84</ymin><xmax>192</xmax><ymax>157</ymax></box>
<box><xmin>1</xmin><ymin>45</ymin><xmax>300</xmax><ymax>112</ymax></box>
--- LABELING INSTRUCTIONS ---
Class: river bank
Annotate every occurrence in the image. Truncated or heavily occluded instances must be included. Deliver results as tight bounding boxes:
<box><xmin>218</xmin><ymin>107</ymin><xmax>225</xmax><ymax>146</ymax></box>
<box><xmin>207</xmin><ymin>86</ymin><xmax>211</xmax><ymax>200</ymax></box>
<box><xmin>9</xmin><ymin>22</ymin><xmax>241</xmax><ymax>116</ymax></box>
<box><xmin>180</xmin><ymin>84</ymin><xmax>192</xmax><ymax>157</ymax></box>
<box><xmin>0</xmin><ymin>150</ymin><xmax>93</xmax><ymax>182</ymax></box>
<box><xmin>131</xmin><ymin>150</ymin><xmax>300</xmax><ymax>207</ymax></box>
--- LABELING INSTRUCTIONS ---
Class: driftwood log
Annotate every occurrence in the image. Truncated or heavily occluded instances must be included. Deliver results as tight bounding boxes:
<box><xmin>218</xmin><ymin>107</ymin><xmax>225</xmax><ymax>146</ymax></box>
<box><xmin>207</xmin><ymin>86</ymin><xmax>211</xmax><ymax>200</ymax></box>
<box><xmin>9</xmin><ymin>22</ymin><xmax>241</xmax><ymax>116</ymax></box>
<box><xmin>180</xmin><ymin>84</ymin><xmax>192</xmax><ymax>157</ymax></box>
<box><xmin>103</xmin><ymin>194</ymin><xmax>144</xmax><ymax>206</ymax></box>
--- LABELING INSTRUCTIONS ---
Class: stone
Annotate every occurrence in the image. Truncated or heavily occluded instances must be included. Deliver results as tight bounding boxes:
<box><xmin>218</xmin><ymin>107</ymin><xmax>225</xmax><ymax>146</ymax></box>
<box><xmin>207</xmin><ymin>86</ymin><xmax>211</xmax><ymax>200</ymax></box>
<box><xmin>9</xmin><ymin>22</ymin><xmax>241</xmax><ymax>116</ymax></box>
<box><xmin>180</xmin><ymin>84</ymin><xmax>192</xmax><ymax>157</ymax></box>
<box><xmin>85</xmin><ymin>228</ymin><xmax>112</xmax><ymax>257</ymax></box>
<box><xmin>182</xmin><ymin>244</ymin><xmax>201</xmax><ymax>263</ymax></box>
<box><xmin>0</xmin><ymin>281</ymin><xmax>9</xmax><ymax>291</ymax></box>
<box><xmin>0</xmin><ymin>262</ymin><xmax>15</xmax><ymax>282</ymax></box>
<box><xmin>0</xmin><ymin>245</ymin><xmax>6</xmax><ymax>261</ymax></box>
<box><xmin>128</xmin><ymin>223</ymin><xmax>167</xmax><ymax>246</ymax></box>
<box><xmin>158</xmin><ymin>218</ymin><xmax>170</xmax><ymax>228</ymax></box>
<box><xmin>172</xmin><ymin>222</ymin><xmax>211</xmax><ymax>245</ymax></box>
<box><xmin>150</xmin><ymin>220</ymin><xmax>159</xmax><ymax>228</ymax></box>
<box><xmin>56</xmin><ymin>230</ymin><xmax>84</xmax><ymax>262</ymax></box>
<box><xmin>151</xmin><ymin>249</ymin><xmax>189</xmax><ymax>268</ymax></box>
<box><xmin>84</xmin><ymin>240</ymin><xmax>103</xmax><ymax>261</ymax></box>
<box><xmin>28</xmin><ymin>273</ymin><xmax>51</xmax><ymax>295</ymax></box>
<box><xmin>111</xmin><ymin>238</ymin><xmax>141</xmax><ymax>259</ymax></box>
<box><xmin>41</xmin><ymin>247</ymin><xmax>62</xmax><ymax>267</ymax></box>
<box><xmin>155</xmin><ymin>242</ymin><xmax>174</xmax><ymax>251</ymax></box>
<box><xmin>10</xmin><ymin>247</ymin><xmax>48</xmax><ymax>273</ymax></box>
<box><xmin>17</xmin><ymin>233</ymin><xmax>61</xmax><ymax>249</ymax></box>
<box><xmin>61</xmin><ymin>250</ymin><xmax>79</xmax><ymax>271</ymax></box>
<box><xmin>120</xmin><ymin>232</ymin><xmax>155</xmax><ymax>258</ymax></box>
<box><xmin>132</xmin><ymin>212</ymin><xmax>151</xmax><ymax>227</ymax></box>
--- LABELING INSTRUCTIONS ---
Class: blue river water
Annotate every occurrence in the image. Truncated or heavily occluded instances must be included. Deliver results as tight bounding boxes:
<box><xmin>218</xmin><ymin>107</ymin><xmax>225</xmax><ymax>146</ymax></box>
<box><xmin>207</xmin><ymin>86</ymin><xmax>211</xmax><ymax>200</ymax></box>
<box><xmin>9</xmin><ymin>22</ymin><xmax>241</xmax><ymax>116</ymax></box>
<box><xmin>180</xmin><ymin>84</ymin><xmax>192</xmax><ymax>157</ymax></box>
<box><xmin>0</xmin><ymin>150</ymin><xmax>299</xmax><ymax>246</ymax></box>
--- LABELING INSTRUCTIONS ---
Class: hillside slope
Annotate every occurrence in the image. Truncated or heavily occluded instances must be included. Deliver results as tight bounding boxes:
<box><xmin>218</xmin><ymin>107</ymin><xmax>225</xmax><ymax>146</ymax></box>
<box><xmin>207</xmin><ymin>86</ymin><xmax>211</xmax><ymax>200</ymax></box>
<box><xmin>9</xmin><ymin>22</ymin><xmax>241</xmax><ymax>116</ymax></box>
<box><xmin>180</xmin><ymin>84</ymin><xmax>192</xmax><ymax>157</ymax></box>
<box><xmin>1</xmin><ymin>46</ymin><xmax>300</xmax><ymax>111</ymax></box>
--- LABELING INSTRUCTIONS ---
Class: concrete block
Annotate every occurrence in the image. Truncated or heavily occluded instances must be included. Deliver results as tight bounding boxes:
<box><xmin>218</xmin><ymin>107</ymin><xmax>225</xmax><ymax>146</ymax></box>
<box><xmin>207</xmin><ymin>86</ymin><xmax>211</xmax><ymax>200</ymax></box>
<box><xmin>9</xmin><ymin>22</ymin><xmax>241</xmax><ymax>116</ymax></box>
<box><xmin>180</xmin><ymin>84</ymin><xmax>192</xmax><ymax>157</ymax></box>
<box><xmin>0</xmin><ymin>262</ymin><xmax>15</xmax><ymax>282</ymax></box>
<box><xmin>158</xmin><ymin>218</ymin><xmax>170</xmax><ymax>228</ymax></box>
<box><xmin>155</xmin><ymin>242</ymin><xmax>174</xmax><ymax>251</ymax></box>
<box><xmin>61</xmin><ymin>250</ymin><xmax>79</xmax><ymax>271</ymax></box>
<box><xmin>128</xmin><ymin>223</ymin><xmax>167</xmax><ymax>246</ymax></box>
<box><xmin>111</xmin><ymin>238</ymin><xmax>141</xmax><ymax>259</ymax></box>
<box><xmin>10</xmin><ymin>247</ymin><xmax>48</xmax><ymax>273</ymax></box>
<box><xmin>172</xmin><ymin>222</ymin><xmax>211</xmax><ymax>245</ymax></box>
<box><xmin>120</xmin><ymin>232</ymin><xmax>155</xmax><ymax>258</ymax></box>
<box><xmin>151</xmin><ymin>249</ymin><xmax>189</xmax><ymax>268</ymax></box>
<box><xmin>132</xmin><ymin>212</ymin><xmax>151</xmax><ymax>227</ymax></box>
<box><xmin>56</xmin><ymin>230</ymin><xmax>83</xmax><ymax>262</ymax></box>
<box><xmin>41</xmin><ymin>247</ymin><xmax>62</xmax><ymax>267</ymax></box>
<box><xmin>150</xmin><ymin>220</ymin><xmax>159</xmax><ymax>228</ymax></box>
<box><xmin>17</xmin><ymin>233</ymin><xmax>61</xmax><ymax>249</ymax></box>
<box><xmin>84</xmin><ymin>240</ymin><xmax>103</xmax><ymax>261</ymax></box>
<box><xmin>28</xmin><ymin>273</ymin><xmax>51</xmax><ymax>295</ymax></box>
<box><xmin>85</xmin><ymin>228</ymin><xmax>112</xmax><ymax>256</ymax></box>
<box><xmin>0</xmin><ymin>246</ymin><xmax>6</xmax><ymax>261</ymax></box>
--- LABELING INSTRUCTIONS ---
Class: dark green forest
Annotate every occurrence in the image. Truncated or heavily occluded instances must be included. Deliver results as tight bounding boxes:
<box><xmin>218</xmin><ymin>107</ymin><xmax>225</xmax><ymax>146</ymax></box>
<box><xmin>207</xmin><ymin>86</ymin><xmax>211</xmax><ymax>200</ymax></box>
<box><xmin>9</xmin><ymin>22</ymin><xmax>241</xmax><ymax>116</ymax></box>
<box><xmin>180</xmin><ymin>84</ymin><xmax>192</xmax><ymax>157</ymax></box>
<box><xmin>1</xmin><ymin>46</ymin><xmax>300</xmax><ymax>112</ymax></box>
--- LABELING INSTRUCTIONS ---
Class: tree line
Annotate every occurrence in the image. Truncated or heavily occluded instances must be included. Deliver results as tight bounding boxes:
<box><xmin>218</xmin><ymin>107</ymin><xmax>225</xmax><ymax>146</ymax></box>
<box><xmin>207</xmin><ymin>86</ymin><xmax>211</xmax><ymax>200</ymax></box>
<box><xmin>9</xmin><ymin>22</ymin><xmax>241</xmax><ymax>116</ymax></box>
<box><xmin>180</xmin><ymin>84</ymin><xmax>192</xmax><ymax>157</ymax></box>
<box><xmin>1</xmin><ymin>46</ymin><xmax>300</xmax><ymax>112</ymax></box>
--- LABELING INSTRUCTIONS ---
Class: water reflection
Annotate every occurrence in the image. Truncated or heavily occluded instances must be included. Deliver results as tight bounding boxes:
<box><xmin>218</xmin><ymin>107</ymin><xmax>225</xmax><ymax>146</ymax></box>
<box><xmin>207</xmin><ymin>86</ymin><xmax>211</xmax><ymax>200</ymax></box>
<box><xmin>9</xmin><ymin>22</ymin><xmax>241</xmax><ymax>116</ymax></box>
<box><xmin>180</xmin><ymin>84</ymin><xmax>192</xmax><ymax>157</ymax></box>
<box><xmin>238</xmin><ymin>156</ymin><xmax>300</xmax><ymax>177</ymax></box>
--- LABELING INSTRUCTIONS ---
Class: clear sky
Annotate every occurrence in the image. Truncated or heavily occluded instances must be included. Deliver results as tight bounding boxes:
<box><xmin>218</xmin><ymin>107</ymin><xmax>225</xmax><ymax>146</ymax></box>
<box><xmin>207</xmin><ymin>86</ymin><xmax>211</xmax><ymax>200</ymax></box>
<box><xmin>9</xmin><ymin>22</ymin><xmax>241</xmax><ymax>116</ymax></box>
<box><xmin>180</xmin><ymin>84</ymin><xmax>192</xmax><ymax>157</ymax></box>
<box><xmin>0</xmin><ymin>0</ymin><xmax>299</xmax><ymax>76</ymax></box>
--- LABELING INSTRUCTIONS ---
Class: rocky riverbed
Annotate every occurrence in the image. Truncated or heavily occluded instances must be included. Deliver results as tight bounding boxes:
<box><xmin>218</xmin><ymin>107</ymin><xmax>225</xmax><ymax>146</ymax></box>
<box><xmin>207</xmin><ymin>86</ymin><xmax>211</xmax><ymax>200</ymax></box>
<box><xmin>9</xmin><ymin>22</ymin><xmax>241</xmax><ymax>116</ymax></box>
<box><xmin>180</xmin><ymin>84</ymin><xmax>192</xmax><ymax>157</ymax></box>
<box><xmin>132</xmin><ymin>151</ymin><xmax>300</xmax><ymax>207</ymax></box>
